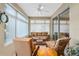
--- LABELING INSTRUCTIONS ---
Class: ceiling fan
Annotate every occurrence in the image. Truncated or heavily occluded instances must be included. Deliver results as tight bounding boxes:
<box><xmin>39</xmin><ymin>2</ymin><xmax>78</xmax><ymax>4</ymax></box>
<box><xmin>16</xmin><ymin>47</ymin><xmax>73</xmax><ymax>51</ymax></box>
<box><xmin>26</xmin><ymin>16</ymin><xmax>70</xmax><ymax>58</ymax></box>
<box><xmin>37</xmin><ymin>4</ymin><xmax>49</xmax><ymax>12</ymax></box>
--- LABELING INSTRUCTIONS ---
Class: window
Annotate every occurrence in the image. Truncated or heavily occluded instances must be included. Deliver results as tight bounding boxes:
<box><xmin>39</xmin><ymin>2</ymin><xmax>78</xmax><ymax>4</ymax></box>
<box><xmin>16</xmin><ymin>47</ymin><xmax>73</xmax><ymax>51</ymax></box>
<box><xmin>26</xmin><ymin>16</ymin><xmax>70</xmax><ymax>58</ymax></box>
<box><xmin>4</xmin><ymin>4</ymin><xmax>28</xmax><ymax>43</ymax></box>
<box><xmin>53</xmin><ymin>19</ymin><xmax>69</xmax><ymax>33</ymax></box>
<box><xmin>60</xmin><ymin>20</ymin><xmax>69</xmax><ymax>33</ymax></box>
<box><xmin>5</xmin><ymin>15</ymin><xmax>16</xmax><ymax>43</ymax></box>
<box><xmin>4</xmin><ymin>4</ymin><xmax>16</xmax><ymax>43</ymax></box>
<box><xmin>31</xmin><ymin>20</ymin><xmax>50</xmax><ymax>33</ymax></box>
<box><xmin>16</xmin><ymin>13</ymin><xmax>28</xmax><ymax>37</ymax></box>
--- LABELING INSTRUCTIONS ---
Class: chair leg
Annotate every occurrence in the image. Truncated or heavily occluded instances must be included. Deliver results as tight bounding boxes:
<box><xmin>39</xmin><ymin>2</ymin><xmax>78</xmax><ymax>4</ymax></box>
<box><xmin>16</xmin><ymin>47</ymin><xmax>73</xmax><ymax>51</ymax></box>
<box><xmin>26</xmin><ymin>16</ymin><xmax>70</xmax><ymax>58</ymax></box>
<box><xmin>15</xmin><ymin>52</ymin><xmax>17</xmax><ymax>56</ymax></box>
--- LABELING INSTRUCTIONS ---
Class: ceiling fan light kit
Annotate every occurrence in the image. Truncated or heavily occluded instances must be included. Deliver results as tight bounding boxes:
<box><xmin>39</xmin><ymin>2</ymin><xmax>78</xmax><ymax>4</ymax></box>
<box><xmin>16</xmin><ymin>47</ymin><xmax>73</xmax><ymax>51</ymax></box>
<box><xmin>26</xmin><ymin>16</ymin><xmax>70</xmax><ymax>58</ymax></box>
<box><xmin>37</xmin><ymin>4</ymin><xmax>49</xmax><ymax>14</ymax></box>
<box><xmin>39</xmin><ymin>5</ymin><xmax>44</xmax><ymax>10</ymax></box>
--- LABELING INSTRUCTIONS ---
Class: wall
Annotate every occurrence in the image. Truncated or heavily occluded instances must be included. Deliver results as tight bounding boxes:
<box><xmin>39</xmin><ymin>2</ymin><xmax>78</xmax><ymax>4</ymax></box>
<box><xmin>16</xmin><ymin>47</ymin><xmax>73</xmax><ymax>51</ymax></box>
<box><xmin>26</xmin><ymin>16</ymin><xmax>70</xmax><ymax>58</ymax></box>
<box><xmin>0</xmin><ymin>24</ymin><xmax>15</xmax><ymax>56</ymax></box>
<box><xmin>0</xmin><ymin>43</ymin><xmax>15</xmax><ymax>56</ymax></box>
<box><xmin>0</xmin><ymin>4</ymin><xmax>4</xmax><ymax>47</ymax></box>
<box><xmin>69</xmin><ymin>4</ymin><xmax>79</xmax><ymax>47</ymax></box>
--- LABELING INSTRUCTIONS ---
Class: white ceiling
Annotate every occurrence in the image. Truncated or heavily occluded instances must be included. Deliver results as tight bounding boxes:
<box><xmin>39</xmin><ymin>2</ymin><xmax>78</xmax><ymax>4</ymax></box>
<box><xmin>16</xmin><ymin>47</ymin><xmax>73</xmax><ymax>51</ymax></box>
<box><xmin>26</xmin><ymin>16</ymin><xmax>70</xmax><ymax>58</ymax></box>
<box><xmin>17</xmin><ymin>3</ymin><xmax>62</xmax><ymax>17</ymax></box>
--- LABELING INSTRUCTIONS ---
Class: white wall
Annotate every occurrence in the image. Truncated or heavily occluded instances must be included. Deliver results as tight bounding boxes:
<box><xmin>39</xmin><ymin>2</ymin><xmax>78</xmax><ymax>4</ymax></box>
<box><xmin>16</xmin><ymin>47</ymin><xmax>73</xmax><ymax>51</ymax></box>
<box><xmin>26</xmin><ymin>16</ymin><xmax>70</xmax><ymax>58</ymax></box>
<box><xmin>69</xmin><ymin>4</ymin><xmax>79</xmax><ymax>47</ymax></box>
